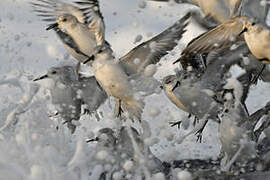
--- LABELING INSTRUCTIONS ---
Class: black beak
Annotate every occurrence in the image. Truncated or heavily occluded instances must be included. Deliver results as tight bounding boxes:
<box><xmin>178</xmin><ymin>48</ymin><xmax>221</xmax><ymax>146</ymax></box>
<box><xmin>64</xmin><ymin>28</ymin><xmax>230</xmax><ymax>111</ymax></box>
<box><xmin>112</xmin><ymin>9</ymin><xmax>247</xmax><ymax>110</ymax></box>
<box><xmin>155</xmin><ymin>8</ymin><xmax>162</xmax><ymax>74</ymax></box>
<box><xmin>172</xmin><ymin>81</ymin><xmax>180</xmax><ymax>91</ymax></box>
<box><xmin>83</xmin><ymin>55</ymin><xmax>95</xmax><ymax>64</ymax></box>
<box><xmin>33</xmin><ymin>74</ymin><xmax>48</xmax><ymax>81</ymax></box>
<box><xmin>86</xmin><ymin>137</ymin><xmax>99</xmax><ymax>143</ymax></box>
<box><xmin>239</xmin><ymin>27</ymin><xmax>248</xmax><ymax>36</ymax></box>
<box><xmin>46</xmin><ymin>23</ymin><xmax>58</xmax><ymax>31</ymax></box>
<box><xmin>173</xmin><ymin>58</ymin><xmax>181</xmax><ymax>64</ymax></box>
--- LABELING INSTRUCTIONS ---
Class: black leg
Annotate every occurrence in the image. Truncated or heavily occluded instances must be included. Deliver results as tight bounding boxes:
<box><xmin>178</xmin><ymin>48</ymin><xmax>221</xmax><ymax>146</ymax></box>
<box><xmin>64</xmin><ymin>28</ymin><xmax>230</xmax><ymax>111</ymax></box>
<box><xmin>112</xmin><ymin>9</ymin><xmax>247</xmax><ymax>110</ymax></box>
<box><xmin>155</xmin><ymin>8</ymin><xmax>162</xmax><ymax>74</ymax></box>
<box><xmin>242</xmin><ymin>102</ymin><xmax>249</xmax><ymax>116</ymax></box>
<box><xmin>83</xmin><ymin>108</ymin><xmax>91</xmax><ymax>115</ymax></box>
<box><xmin>195</xmin><ymin>120</ymin><xmax>208</xmax><ymax>143</ymax></box>
<box><xmin>193</xmin><ymin>116</ymin><xmax>198</xmax><ymax>126</ymax></box>
<box><xmin>251</xmin><ymin>64</ymin><xmax>266</xmax><ymax>85</ymax></box>
<box><xmin>169</xmin><ymin>121</ymin><xmax>182</xmax><ymax>129</ymax></box>
<box><xmin>117</xmin><ymin>100</ymin><xmax>124</xmax><ymax>117</ymax></box>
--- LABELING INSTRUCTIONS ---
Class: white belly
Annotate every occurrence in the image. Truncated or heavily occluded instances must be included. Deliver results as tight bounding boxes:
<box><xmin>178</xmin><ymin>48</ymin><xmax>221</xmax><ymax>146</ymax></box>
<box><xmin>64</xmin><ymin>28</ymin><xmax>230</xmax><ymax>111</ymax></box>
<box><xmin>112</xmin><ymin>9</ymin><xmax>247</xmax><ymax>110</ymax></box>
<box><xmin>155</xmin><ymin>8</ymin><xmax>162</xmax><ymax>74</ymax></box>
<box><xmin>93</xmin><ymin>60</ymin><xmax>133</xmax><ymax>100</ymax></box>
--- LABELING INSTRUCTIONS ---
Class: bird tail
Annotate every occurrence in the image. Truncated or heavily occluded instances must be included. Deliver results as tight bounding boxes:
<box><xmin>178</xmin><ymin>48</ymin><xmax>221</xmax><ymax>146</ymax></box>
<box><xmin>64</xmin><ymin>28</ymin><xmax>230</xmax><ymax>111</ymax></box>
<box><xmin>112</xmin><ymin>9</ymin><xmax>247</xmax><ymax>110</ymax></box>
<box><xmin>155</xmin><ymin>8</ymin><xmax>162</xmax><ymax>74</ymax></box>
<box><xmin>122</xmin><ymin>99</ymin><xmax>145</xmax><ymax>122</ymax></box>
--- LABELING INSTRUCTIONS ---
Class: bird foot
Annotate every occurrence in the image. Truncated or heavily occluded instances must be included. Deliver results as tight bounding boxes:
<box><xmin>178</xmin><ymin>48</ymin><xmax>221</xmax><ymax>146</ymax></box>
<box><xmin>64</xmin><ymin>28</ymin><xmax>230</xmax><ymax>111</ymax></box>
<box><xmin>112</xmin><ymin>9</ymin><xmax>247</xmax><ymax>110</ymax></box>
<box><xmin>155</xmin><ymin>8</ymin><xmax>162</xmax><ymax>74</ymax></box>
<box><xmin>83</xmin><ymin>108</ymin><xmax>91</xmax><ymax>115</ymax></box>
<box><xmin>196</xmin><ymin>131</ymin><xmax>203</xmax><ymax>143</ymax></box>
<box><xmin>192</xmin><ymin>116</ymin><xmax>199</xmax><ymax>126</ymax></box>
<box><xmin>169</xmin><ymin>121</ymin><xmax>182</xmax><ymax>129</ymax></box>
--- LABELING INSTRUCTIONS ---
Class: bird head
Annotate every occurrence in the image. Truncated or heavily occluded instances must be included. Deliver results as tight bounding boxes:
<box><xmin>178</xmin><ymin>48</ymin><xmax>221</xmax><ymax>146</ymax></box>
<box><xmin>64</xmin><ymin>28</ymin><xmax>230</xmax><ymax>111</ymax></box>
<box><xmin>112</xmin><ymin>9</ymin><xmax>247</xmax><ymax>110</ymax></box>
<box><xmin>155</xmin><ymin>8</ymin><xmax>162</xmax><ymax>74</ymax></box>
<box><xmin>56</xmin><ymin>14</ymin><xmax>78</xmax><ymax>31</ymax></box>
<box><xmin>33</xmin><ymin>66</ymin><xmax>76</xmax><ymax>83</ymax></box>
<box><xmin>239</xmin><ymin>18</ymin><xmax>257</xmax><ymax>35</ymax></box>
<box><xmin>96</xmin><ymin>128</ymin><xmax>117</xmax><ymax>147</ymax></box>
<box><xmin>161</xmin><ymin>75</ymin><xmax>178</xmax><ymax>91</ymax></box>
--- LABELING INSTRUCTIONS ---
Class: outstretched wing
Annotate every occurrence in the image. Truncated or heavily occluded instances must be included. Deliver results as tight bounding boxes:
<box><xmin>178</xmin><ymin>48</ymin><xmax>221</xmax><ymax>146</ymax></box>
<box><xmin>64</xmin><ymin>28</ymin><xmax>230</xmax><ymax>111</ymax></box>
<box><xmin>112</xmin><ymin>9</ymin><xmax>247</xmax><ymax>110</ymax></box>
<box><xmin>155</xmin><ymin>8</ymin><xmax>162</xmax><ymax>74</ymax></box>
<box><xmin>55</xmin><ymin>28</ymin><xmax>91</xmax><ymax>58</ymax></box>
<box><xmin>119</xmin><ymin>13</ymin><xmax>190</xmax><ymax>75</ymax></box>
<box><xmin>178</xmin><ymin>16</ymin><xmax>247</xmax><ymax>69</ymax></box>
<box><xmin>31</xmin><ymin>0</ymin><xmax>85</xmax><ymax>24</ymax></box>
<box><xmin>31</xmin><ymin>0</ymin><xmax>105</xmax><ymax>45</ymax></box>
<box><xmin>74</xmin><ymin>0</ymin><xmax>105</xmax><ymax>45</ymax></box>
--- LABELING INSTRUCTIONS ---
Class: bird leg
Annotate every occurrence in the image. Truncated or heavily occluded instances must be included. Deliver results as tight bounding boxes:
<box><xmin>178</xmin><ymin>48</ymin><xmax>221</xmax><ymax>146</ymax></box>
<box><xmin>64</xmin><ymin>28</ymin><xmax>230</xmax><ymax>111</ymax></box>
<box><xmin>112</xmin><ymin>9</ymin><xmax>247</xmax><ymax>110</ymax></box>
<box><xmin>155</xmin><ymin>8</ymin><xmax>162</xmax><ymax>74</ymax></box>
<box><xmin>250</xmin><ymin>64</ymin><xmax>266</xmax><ymax>85</ymax></box>
<box><xmin>169</xmin><ymin>121</ymin><xmax>182</xmax><ymax>129</ymax></box>
<box><xmin>114</xmin><ymin>99</ymin><xmax>124</xmax><ymax>118</ymax></box>
<box><xmin>82</xmin><ymin>108</ymin><xmax>91</xmax><ymax>115</ymax></box>
<box><xmin>169</xmin><ymin>114</ymin><xmax>194</xmax><ymax>129</ymax></box>
<box><xmin>195</xmin><ymin>120</ymin><xmax>208</xmax><ymax>143</ymax></box>
<box><xmin>192</xmin><ymin>116</ymin><xmax>199</xmax><ymax>126</ymax></box>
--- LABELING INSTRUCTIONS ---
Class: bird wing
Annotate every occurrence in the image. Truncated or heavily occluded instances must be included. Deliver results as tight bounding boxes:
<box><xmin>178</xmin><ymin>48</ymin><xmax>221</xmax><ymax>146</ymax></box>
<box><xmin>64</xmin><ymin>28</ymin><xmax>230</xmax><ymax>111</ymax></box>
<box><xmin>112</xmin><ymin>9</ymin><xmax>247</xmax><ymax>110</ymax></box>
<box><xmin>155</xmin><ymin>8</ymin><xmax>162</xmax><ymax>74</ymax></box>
<box><xmin>31</xmin><ymin>0</ymin><xmax>105</xmax><ymax>45</ymax></box>
<box><xmin>119</xmin><ymin>13</ymin><xmax>190</xmax><ymax>75</ymax></box>
<box><xmin>55</xmin><ymin>28</ymin><xmax>91</xmax><ymax>58</ymax></box>
<box><xmin>31</xmin><ymin>0</ymin><xmax>85</xmax><ymax>23</ymax></box>
<box><xmin>184</xmin><ymin>16</ymin><xmax>246</xmax><ymax>55</ymax></box>
<box><xmin>200</xmin><ymin>43</ymin><xmax>250</xmax><ymax>90</ymax></box>
<box><xmin>178</xmin><ymin>16</ymin><xmax>247</xmax><ymax>68</ymax></box>
<box><xmin>74</xmin><ymin>0</ymin><xmax>105</xmax><ymax>45</ymax></box>
<box><xmin>229</xmin><ymin>0</ymin><xmax>243</xmax><ymax>18</ymax></box>
<box><xmin>78</xmin><ymin>76</ymin><xmax>107</xmax><ymax>112</ymax></box>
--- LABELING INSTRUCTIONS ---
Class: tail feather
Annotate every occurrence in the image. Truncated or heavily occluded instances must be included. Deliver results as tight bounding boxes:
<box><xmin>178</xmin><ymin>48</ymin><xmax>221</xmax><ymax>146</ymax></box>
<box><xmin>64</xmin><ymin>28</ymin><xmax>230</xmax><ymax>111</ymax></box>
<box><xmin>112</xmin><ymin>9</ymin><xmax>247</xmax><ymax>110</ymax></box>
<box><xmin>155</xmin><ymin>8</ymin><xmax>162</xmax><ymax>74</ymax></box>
<box><xmin>122</xmin><ymin>99</ymin><xmax>145</xmax><ymax>122</ymax></box>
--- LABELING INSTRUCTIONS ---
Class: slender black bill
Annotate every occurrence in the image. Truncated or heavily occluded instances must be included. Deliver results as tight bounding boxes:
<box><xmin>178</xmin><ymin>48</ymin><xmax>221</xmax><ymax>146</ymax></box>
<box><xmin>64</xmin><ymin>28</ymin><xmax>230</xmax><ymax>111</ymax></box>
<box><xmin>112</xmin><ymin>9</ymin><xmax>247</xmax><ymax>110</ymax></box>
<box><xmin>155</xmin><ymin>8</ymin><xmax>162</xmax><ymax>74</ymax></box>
<box><xmin>173</xmin><ymin>58</ymin><xmax>181</xmax><ymax>64</ymax></box>
<box><xmin>86</xmin><ymin>137</ymin><xmax>99</xmax><ymax>143</ymax></box>
<box><xmin>172</xmin><ymin>81</ymin><xmax>181</xmax><ymax>91</ymax></box>
<box><xmin>83</xmin><ymin>55</ymin><xmax>95</xmax><ymax>64</ymax></box>
<box><xmin>33</xmin><ymin>74</ymin><xmax>48</xmax><ymax>81</ymax></box>
<box><xmin>46</xmin><ymin>23</ymin><xmax>58</xmax><ymax>31</ymax></box>
<box><xmin>239</xmin><ymin>27</ymin><xmax>248</xmax><ymax>36</ymax></box>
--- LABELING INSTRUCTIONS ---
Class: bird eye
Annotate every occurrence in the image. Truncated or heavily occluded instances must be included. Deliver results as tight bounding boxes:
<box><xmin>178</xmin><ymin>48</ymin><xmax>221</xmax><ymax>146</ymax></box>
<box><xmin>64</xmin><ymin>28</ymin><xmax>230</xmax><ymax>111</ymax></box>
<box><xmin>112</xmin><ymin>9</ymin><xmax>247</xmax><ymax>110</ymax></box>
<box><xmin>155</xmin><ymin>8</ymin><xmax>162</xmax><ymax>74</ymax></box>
<box><xmin>51</xmin><ymin>71</ymin><xmax>57</xmax><ymax>74</ymax></box>
<box><xmin>166</xmin><ymin>80</ymin><xmax>172</xmax><ymax>84</ymax></box>
<box><xmin>62</xmin><ymin>18</ymin><xmax>67</xmax><ymax>22</ymax></box>
<box><xmin>251</xmin><ymin>22</ymin><xmax>256</xmax><ymax>26</ymax></box>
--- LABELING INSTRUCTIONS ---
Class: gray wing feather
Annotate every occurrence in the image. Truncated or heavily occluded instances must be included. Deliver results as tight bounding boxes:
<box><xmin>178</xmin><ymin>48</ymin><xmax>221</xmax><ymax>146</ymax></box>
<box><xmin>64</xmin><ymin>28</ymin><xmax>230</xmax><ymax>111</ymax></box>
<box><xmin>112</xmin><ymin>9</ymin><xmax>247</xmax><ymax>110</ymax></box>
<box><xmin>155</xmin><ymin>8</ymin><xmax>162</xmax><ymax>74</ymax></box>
<box><xmin>78</xmin><ymin>76</ymin><xmax>108</xmax><ymax>113</ymax></box>
<box><xmin>119</xmin><ymin>13</ymin><xmax>190</xmax><ymax>75</ymax></box>
<box><xmin>31</xmin><ymin>0</ymin><xmax>105</xmax><ymax>48</ymax></box>
<box><xmin>31</xmin><ymin>0</ymin><xmax>103</xmax><ymax>26</ymax></box>
<box><xmin>200</xmin><ymin>44</ymin><xmax>250</xmax><ymax>90</ymax></box>
<box><xmin>31</xmin><ymin>0</ymin><xmax>85</xmax><ymax>23</ymax></box>
<box><xmin>74</xmin><ymin>0</ymin><xmax>105</xmax><ymax>45</ymax></box>
<box><xmin>178</xmin><ymin>16</ymin><xmax>247</xmax><ymax>69</ymax></box>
